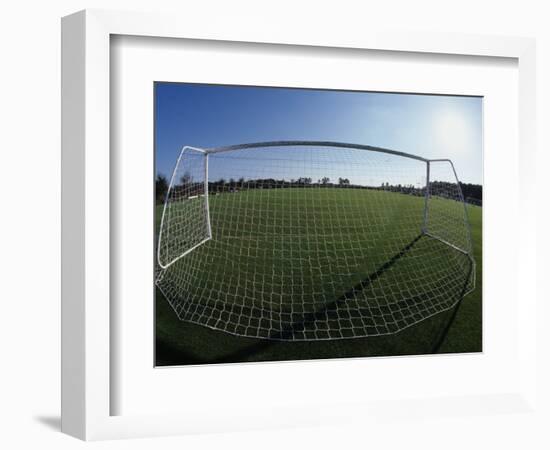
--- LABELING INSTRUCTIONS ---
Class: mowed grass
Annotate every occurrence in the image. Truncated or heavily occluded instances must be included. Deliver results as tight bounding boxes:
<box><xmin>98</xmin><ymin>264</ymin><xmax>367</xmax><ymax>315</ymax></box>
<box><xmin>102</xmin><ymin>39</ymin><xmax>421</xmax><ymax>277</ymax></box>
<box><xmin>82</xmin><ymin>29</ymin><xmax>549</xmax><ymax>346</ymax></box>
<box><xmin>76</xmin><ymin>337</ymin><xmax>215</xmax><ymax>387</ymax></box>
<box><xmin>162</xmin><ymin>188</ymin><xmax>428</xmax><ymax>316</ymax></box>
<box><xmin>155</xmin><ymin>188</ymin><xmax>482</xmax><ymax>365</ymax></box>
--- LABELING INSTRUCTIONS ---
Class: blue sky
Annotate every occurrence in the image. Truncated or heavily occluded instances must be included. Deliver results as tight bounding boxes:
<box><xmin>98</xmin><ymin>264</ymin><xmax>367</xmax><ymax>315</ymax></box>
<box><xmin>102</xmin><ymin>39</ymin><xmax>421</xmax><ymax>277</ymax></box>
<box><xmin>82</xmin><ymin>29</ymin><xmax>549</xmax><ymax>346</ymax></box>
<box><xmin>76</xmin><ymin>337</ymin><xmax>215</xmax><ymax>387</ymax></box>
<box><xmin>155</xmin><ymin>83</ymin><xmax>482</xmax><ymax>185</ymax></box>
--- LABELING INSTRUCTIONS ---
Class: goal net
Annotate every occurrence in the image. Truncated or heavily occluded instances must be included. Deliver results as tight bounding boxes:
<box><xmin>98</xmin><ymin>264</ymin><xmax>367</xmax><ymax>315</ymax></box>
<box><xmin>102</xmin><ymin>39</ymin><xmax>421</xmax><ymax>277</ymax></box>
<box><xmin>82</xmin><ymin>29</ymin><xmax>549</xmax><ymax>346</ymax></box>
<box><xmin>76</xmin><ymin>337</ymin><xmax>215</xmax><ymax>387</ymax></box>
<box><xmin>156</xmin><ymin>142</ymin><xmax>475</xmax><ymax>340</ymax></box>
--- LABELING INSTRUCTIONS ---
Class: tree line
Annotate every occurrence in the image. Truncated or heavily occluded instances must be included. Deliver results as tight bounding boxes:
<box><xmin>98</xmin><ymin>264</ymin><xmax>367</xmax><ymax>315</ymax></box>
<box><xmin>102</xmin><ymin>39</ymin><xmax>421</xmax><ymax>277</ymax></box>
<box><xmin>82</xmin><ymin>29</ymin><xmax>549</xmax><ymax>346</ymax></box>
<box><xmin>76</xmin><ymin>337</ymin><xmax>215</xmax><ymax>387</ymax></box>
<box><xmin>155</xmin><ymin>174</ymin><xmax>482</xmax><ymax>205</ymax></box>
<box><xmin>155</xmin><ymin>175</ymin><xmax>352</xmax><ymax>202</ymax></box>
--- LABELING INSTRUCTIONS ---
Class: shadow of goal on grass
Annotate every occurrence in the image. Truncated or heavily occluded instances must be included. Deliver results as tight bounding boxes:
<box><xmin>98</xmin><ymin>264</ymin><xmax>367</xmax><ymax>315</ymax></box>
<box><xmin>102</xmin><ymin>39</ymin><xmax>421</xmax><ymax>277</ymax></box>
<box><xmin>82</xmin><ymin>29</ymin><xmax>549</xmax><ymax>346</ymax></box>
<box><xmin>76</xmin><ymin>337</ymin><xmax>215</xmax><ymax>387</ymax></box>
<box><xmin>157</xmin><ymin>232</ymin><xmax>473</xmax><ymax>364</ymax></box>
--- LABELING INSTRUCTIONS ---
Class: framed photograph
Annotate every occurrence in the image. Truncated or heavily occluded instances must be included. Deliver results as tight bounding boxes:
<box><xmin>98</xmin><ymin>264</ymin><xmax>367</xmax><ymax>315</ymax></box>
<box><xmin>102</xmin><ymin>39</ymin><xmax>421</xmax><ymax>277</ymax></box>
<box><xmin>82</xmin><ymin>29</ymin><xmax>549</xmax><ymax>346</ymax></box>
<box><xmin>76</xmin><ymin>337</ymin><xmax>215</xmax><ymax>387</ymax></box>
<box><xmin>153</xmin><ymin>84</ymin><xmax>482</xmax><ymax>364</ymax></box>
<box><xmin>62</xmin><ymin>9</ymin><xmax>537</xmax><ymax>440</ymax></box>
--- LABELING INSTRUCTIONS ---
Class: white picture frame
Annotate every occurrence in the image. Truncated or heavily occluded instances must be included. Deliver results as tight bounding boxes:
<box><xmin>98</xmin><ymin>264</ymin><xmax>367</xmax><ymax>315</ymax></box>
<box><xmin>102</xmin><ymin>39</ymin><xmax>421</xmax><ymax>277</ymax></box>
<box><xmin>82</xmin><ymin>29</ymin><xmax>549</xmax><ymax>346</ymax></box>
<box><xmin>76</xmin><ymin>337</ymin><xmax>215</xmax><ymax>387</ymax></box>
<box><xmin>61</xmin><ymin>9</ymin><xmax>537</xmax><ymax>441</ymax></box>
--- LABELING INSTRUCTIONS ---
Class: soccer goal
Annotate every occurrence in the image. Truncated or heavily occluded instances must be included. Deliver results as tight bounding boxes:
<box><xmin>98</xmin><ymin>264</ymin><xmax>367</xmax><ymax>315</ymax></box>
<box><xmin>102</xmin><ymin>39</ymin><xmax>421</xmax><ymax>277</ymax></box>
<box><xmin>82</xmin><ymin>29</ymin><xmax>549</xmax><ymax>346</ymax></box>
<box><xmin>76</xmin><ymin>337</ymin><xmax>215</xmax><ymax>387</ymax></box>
<box><xmin>156</xmin><ymin>141</ymin><xmax>475</xmax><ymax>340</ymax></box>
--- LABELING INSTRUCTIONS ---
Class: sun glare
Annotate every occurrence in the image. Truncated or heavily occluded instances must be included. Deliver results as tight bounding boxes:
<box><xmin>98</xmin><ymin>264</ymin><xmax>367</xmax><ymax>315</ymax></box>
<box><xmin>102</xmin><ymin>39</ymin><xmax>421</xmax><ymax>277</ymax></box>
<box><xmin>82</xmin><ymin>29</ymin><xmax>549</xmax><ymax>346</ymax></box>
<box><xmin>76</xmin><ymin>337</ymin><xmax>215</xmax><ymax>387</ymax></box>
<box><xmin>434</xmin><ymin>109</ymin><xmax>471</xmax><ymax>155</ymax></box>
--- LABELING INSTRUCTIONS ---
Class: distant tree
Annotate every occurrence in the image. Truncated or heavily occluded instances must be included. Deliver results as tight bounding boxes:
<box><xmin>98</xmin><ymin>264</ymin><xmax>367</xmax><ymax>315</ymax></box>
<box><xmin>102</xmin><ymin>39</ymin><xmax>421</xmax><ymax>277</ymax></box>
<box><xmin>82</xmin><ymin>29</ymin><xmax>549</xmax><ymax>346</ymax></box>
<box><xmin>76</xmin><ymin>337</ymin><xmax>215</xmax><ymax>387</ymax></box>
<box><xmin>156</xmin><ymin>174</ymin><xmax>168</xmax><ymax>204</ymax></box>
<box><xmin>180</xmin><ymin>171</ymin><xmax>192</xmax><ymax>185</ymax></box>
<box><xmin>338</xmin><ymin>177</ymin><xmax>350</xmax><ymax>186</ymax></box>
<box><xmin>459</xmin><ymin>182</ymin><xmax>483</xmax><ymax>204</ymax></box>
<box><xmin>321</xmin><ymin>177</ymin><xmax>330</xmax><ymax>185</ymax></box>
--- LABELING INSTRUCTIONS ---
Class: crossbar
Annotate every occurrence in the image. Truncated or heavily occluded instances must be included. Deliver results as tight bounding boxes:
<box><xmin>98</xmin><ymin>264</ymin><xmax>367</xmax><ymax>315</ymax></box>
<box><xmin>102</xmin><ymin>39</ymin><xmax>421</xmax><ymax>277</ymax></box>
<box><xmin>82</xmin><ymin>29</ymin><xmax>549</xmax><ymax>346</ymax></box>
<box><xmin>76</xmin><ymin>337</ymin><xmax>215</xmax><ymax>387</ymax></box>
<box><xmin>203</xmin><ymin>140</ymin><xmax>429</xmax><ymax>162</ymax></box>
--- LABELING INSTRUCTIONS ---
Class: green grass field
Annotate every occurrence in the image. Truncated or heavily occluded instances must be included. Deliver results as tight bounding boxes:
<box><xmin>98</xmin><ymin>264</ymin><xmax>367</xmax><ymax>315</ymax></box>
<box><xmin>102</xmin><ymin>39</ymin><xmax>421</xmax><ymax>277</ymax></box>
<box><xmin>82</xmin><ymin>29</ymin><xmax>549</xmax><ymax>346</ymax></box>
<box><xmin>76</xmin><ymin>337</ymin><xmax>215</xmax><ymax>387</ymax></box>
<box><xmin>155</xmin><ymin>188</ymin><xmax>482</xmax><ymax>365</ymax></box>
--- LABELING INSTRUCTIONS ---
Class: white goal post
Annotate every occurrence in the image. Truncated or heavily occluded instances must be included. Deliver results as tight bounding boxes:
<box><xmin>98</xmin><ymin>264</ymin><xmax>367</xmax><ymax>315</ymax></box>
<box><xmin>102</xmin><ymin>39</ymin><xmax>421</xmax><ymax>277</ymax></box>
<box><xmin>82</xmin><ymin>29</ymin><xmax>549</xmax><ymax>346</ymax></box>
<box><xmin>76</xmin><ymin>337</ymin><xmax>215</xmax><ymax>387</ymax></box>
<box><xmin>156</xmin><ymin>141</ymin><xmax>475</xmax><ymax>340</ymax></box>
<box><xmin>157</xmin><ymin>146</ymin><xmax>212</xmax><ymax>269</ymax></box>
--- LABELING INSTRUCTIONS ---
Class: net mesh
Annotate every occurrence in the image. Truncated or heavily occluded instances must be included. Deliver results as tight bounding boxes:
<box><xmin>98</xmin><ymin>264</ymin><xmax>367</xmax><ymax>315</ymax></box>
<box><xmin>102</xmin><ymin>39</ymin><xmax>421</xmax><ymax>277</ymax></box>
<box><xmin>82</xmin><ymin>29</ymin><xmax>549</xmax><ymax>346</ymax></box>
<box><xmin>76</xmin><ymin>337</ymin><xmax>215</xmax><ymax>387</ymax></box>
<box><xmin>156</xmin><ymin>144</ymin><xmax>474</xmax><ymax>340</ymax></box>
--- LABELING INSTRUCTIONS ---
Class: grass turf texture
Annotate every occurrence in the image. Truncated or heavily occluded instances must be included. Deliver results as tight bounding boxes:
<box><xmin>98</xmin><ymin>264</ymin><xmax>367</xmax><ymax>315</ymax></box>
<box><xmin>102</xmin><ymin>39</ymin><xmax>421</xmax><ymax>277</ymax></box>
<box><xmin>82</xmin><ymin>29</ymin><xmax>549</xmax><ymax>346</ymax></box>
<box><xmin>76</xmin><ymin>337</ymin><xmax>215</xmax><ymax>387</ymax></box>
<box><xmin>155</xmin><ymin>189</ymin><xmax>482</xmax><ymax>365</ymax></box>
